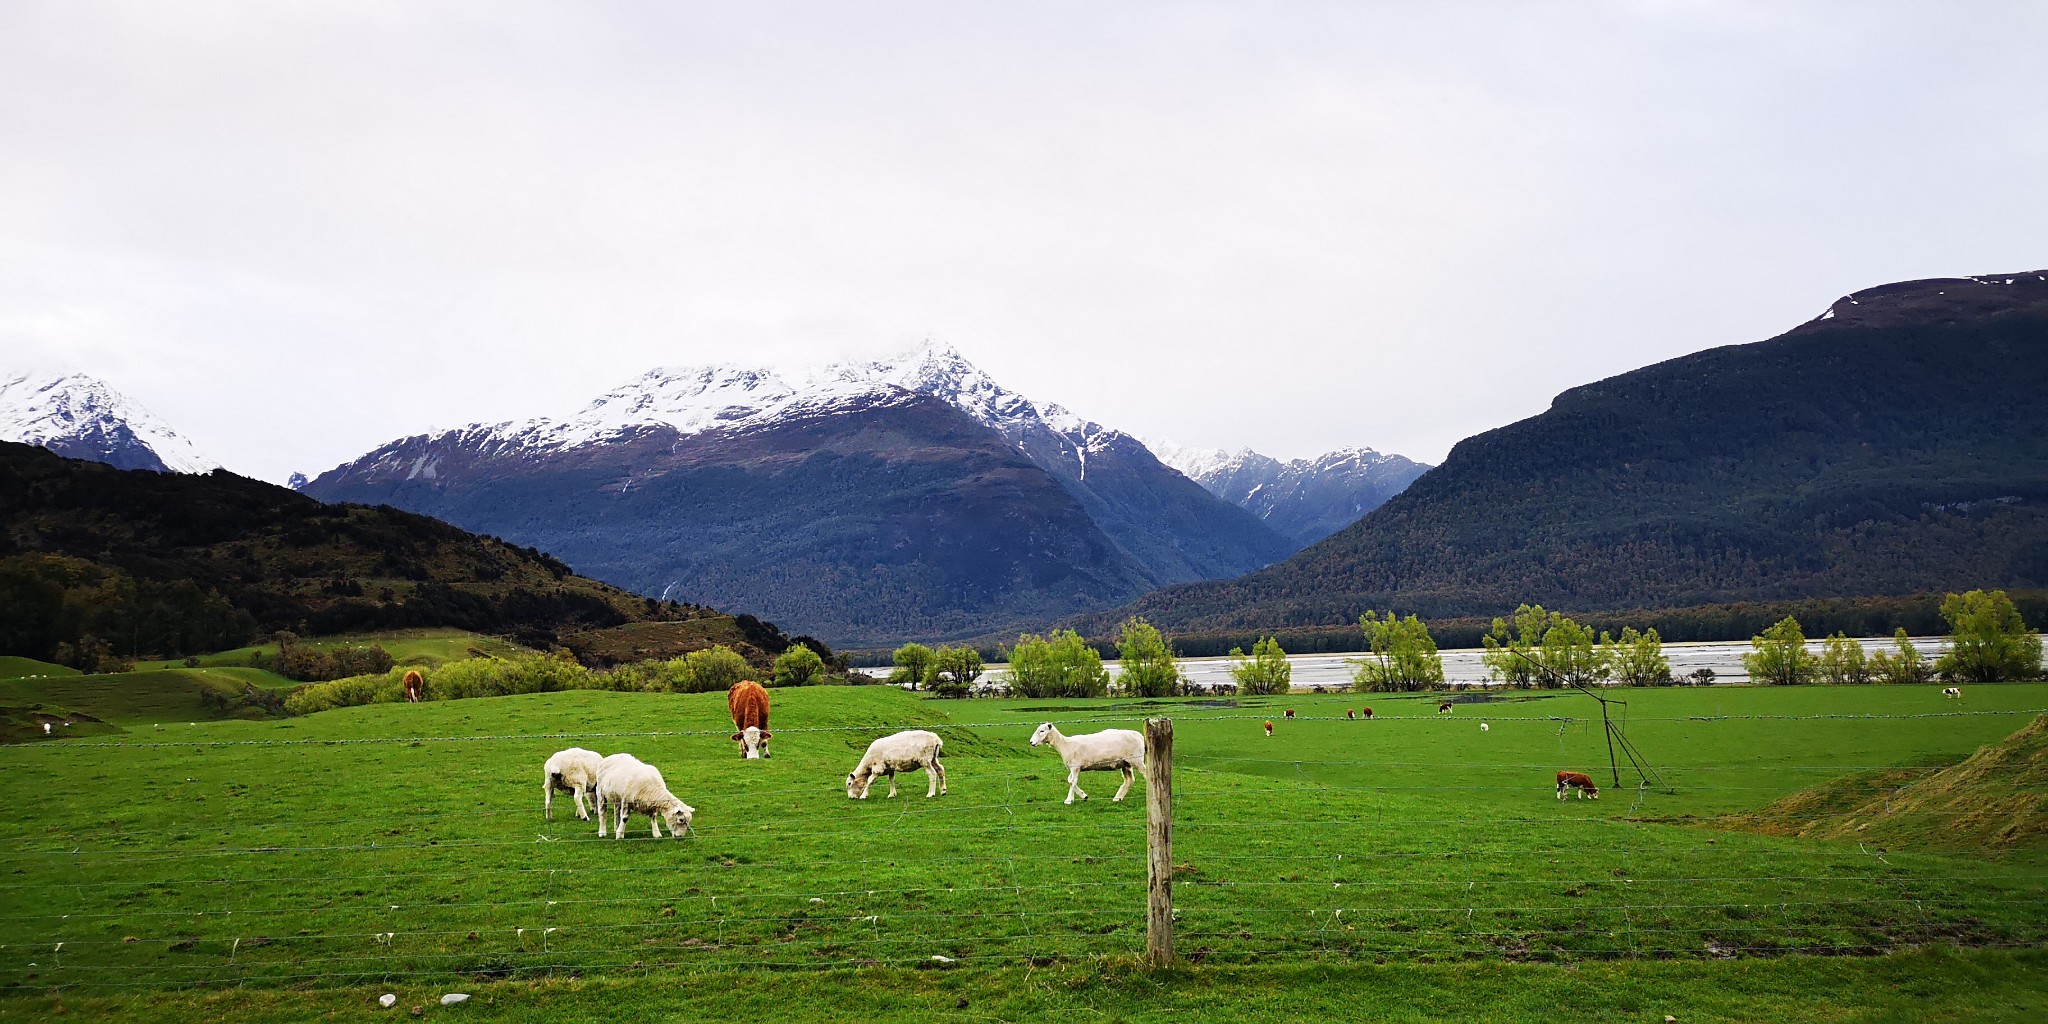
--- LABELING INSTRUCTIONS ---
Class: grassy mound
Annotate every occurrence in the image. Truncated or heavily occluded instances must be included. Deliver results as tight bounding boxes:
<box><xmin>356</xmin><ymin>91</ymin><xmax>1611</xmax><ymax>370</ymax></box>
<box><xmin>0</xmin><ymin>656</ymin><xmax>78</xmax><ymax>680</ymax></box>
<box><xmin>1730</xmin><ymin>714</ymin><xmax>2048</xmax><ymax>852</ymax></box>
<box><xmin>0</xmin><ymin>667</ymin><xmax>291</xmax><ymax>735</ymax></box>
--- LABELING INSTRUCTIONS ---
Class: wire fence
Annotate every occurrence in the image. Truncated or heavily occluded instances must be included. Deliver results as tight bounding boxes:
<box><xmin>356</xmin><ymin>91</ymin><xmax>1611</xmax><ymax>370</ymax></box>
<box><xmin>2</xmin><ymin>703</ymin><xmax>2044</xmax><ymax>993</ymax></box>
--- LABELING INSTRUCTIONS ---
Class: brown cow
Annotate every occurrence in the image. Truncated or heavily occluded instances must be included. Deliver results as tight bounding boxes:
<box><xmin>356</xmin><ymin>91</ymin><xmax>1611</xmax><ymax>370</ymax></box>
<box><xmin>1262</xmin><ymin>720</ymin><xmax>1274</xmax><ymax>737</ymax></box>
<box><xmin>1361</xmin><ymin>707</ymin><xmax>1374</xmax><ymax>720</ymax></box>
<box><xmin>1284</xmin><ymin>709</ymin><xmax>1296</xmax><ymax>719</ymax></box>
<box><xmin>403</xmin><ymin>670</ymin><xmax>424</xmax><ymax>703</ymax></box>
<box><xmin>1345</xmin><ymin>709</ymin><xmax>1355</xmax><ymax>720</ymax></box>
<box><xmin>1556</xmin><ymin>771</ymin><xmax>1599</xmax><ymax>800</ymax></box>
<box><xmin>728</xmin><ymin>680</ymin><xmax>772</xmax><ymax>759</ymax></box>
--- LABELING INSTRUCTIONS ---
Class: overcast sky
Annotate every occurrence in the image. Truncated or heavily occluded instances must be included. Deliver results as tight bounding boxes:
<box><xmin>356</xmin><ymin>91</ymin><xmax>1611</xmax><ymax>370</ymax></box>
<box><xmin>3</xmin><ymin>1</ymin><xmax>2044</xmax><ymax>483</ymax></box>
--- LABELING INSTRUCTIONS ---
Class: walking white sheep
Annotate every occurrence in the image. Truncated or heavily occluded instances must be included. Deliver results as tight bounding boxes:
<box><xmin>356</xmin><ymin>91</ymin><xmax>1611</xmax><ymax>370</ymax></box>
<box><xmin>592</xmin><ymin>754</ymin><xmax>695</xmax><ymax>839</ymax></box>
<box><xmin>542</xmin><ymin>747</ymin><xmax>604</xmax><ymax>821</ymax></box>
<box><xmin>1029</xmin><ymin>722</ymin><xmax>1146</xmax><ymax>805</ymax></box>
<box><xmin>845</xmin><ymin>730</ymin><xmax>947</xmax><ymax>799</ymax></box>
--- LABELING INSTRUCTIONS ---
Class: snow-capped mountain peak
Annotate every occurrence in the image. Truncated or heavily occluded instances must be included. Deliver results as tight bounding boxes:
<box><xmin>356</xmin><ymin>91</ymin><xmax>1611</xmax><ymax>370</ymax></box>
<box><xmin>420</xmin><ymin>340</ymin><xmax>1130</xmax><ymax>462</ymax></box>
<box><xmin>0</xmin><ymin>369</ymin><xmax>218</xmax><ymax>474</ymax></box>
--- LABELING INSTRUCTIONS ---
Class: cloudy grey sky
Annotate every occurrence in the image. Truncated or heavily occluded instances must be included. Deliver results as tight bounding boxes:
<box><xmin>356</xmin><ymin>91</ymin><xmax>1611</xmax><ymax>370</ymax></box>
<box><xmin>3</xmin><ymin>1</ymin><xmax>2044</xmax><ymax>483</ymax></box>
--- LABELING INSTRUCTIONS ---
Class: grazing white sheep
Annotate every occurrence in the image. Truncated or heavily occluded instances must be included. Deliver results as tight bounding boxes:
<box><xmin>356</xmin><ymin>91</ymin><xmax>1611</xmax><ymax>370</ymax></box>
<box><xmin>1029</xmin><ymin>722</ymin><xmax>1147</xmax><ymax>805</ymax></box>
<box><xmin>592</xmin><ymin>754</ymin><xmax>695</xmax><ymax>839</ymax></box>
<box><xmin>542</xmin><ymin>747</ymin><xmax>604</xmax><ymax>822</ymax></box>
<box><xmin>845</xmin><ymin>730</ymin><xmax>947</xmax><ymax>799</ymax></box>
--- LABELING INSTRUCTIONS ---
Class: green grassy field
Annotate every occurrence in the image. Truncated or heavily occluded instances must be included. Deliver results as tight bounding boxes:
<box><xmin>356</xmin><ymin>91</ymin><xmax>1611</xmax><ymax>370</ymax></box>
<box><xmin>133</xmin><ymin>628</ymin><xmax>535</xmax><ymax>673</ymax></box>
<box><xmin>1</xmin><ymin>683</ymin><xmax>2044</xmax><ymax>1021</ymax></box>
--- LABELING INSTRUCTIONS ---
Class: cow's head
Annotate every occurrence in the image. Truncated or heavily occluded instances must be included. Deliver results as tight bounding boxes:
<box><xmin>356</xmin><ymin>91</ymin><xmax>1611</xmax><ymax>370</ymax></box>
<box><xmin>733</xmin><ymin>725</ymin><xmax>770</xmax><ymax>760</ymax></box>
<box><xmin>1028</xmin><ymin>722</ymin><xmax>1056</xmax><ymax>747</ymax></box>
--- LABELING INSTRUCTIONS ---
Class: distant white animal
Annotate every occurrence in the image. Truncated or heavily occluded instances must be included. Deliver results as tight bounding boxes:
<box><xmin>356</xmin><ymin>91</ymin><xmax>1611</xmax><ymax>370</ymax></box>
<box><xmin>1943</xmin><ymin>687</ymin><xmax>1962</xmax><ymax>699</ymax></box>
<box><xmin>1480</xmin><ymin>722</ymin><xmax>1490</xmax><ymax>732</ymax></box>
<box><xmin>845</xmin><ymin>730</ymin><xmax>947</xmax><ymax>799</ymax></box>
<box><xmin>1029</xmin><ymin>722</ymin><xmax>1147</xmax><ymax>805</ymax></box>
<box><xmin>41</xmin><ymin>722</ymin><xmax>50</xmax><ymax>735</ymax></box>
<box><xmin>542</xmin><ymin>747</ymin><xmax>604</xmax><ymax>821</ymax></box>
<box><xmin>592</xmin><ymin>754</ymin><xmax>694</xmax><ymax>839</ymax></box>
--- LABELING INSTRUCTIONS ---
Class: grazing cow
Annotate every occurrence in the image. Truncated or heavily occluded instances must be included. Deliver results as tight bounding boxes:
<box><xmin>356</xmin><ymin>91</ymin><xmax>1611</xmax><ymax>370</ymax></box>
<box><xmin>1345</xmin><ymin>709</ymin><xmax>1356</xmax><ymax>721</ymax></box>
<box><xmin>1263</xmin><ymin>721</ymin><xmax>1274</xmax><ymax>737</ymax></box>
<box><xmin>728</xmin><ymin>680</ymin><xmax>772</xmax><ymax>759</ymax></box>
<box><xmin>403</xmin><ymin>670</ymin><xmax>425</xmax><ymax>703</ymax></box>
<box><xmin>1943</xmin><ymin>687</ymin><xmax>1962</xmax><ymax>699</ymax></box>
<box><xmin>1556</xmin><ymin>771</ymin><xmax>1599</xmax><ymax>800</ymax></box>
<box><xmin>1284</xmin><ymin>709</ymin><xmax>1296</xmax><ymax>719</ymax></box>
<box><xmin>1362</xmin><ymin>707</ymin><xmax>1374</xmax><ymax>720</ymax></box>
<box><xmin>1437</xmin><ymin>702</ymin><xmax>1453</xmax><ymax>715</ymax></box>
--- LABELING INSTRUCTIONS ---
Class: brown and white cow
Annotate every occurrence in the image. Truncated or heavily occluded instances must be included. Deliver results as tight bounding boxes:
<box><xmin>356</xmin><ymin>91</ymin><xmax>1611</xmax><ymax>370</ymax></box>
<box><xmin>1263</xmin><ymin>720</ymin><xmax>1274</xmax><ymax>737</ymax></box>
<box><xmin>1361</xmin><ymin>707</ymin><xmax>1374</xmax><ymax>720</ymax></box>
<box><xmin>1345</xmin><ymin>709</ymin><xmax>1356</xmax><ymax>720</ymax></box>
<box><xmin>1437</xmin><ymin>701</ymin><xmax>1453</xmax><ymax>715</ymax></box>
<box><xmin>1556</xmin><ymin>771</ymin><xmax>1599</xmax><ymax>800</ymax></box>
<box><xmin>403</xmin><ymin>670</ymin><xmax>425</xmax><ymax>703</ymax></box>
<box><xmin>728</xmin><ymin>680</ymin><xmax>772</xmax><ymax>759</ymax></box>
<box><xmin>1284</xmin><ymin>709</ymin><xmax>1296</xmax><ymax>719</ymax></box>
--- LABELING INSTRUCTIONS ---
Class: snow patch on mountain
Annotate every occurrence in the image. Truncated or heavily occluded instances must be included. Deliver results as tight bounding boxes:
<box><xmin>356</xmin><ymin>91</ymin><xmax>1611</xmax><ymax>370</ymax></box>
<box><xmin>0</xmin><ymin>369</ymin><xmax>218</xmax><ymax>474</ymax></box>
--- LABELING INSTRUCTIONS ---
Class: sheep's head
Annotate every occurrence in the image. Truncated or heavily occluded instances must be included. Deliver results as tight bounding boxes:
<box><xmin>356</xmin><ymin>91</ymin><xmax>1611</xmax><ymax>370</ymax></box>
<box><xmin>1029</xmin><ymin>722</ymin><xmax>1056</xmax><ymax>747</ymax></box>
<box><xmin>733</xmin><ymin>726</ymin><xmax>770</xmax><ymax>760</ymax></box>
<box><xmin>845</xmin><ymin>769</ymin><xmax>871</xmax><ymax>800</ymax></box>
<box><xmin>663</xmin><ymin>801</ymin><xmax>695</xmax><ymax>837</ymax></box>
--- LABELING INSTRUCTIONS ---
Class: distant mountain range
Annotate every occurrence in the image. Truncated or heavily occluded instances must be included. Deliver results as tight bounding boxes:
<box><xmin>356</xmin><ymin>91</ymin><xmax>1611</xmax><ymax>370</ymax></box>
<box><xmin>296</xmin><ymin>343</ymin><xmax>1417</xmax><ymax>645</ymax></box>
<box><xmin>0</xmin><ymin>370</ymin><xmax>216</xmax><ymax>474</ymax></box>
<box><xmin>1078</xmin><ymin>270</ymin><xmax>2048</xmax><ymax>634</ymax></box>
<box><xmin>4</xmin><ymin>347</ymin><xmax>1423</xmax><ymax>646</ymax></box>
<box><xmin>1148</xmin><ymin>441</ymin><xmax>1430</xmax><ymax>546</ymax></box>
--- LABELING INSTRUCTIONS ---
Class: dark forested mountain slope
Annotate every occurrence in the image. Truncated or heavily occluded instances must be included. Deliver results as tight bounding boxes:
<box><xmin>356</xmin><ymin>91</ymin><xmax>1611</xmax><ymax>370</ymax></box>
<box><xmin>304</xmin><ymin>392</ymin><xmax>1160</xmax><ymax>646</ymax></box>
<box><xmin>0</xmin><ymin>442</ymin><xmax>729</xmax><ymax>661</ymax></box>
<box><xmin>1081</xmin><ymin>270</ymin><xmax>2048</xmax><ymax>633</ymax></box>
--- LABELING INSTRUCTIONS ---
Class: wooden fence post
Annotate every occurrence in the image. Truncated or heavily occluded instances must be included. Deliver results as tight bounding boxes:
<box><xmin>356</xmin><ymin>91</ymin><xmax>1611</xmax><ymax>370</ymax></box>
<box><xmin>1145</xmin><ymin>717</ymin><xmax>1174</xmax><ymax>967</ymax></box>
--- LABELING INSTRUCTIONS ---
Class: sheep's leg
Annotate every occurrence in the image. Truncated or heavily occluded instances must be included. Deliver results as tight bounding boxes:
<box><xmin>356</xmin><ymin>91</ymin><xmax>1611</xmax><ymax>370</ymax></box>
<box><xmin>649</xmin><ymin>813</ymin><xmax>662</xmax><ymax>839</ymax></box>
<box><xmin>614</xmin><ymin>803</ymin><xmax>628</xmax><ymax>840</ymax></box>
<box><xmin>1113</xmin><ymin>765</ymin><xmax>1135</xmax><ymax>802</ymax></box>
<box><xmin>574</xmin><ymin>786</ymin><xmax>590</xmax><ymax>821</ymax></box>
<box><xmin>1066</xmin><ymin>766</ymin><xmax>1086</xmax><ymax>804</ymax></box>
<box><xmin>886</xmin><ymin>770</ymin><xmax>898</xmax><ymax>799</ymax></box>
<box><xmin>936</xmin><ymin>757</ymin><xmax>946</xmax><ymax>796</ymax></box>
<box><xmin>596</xmin><ymin>794</ymin><xmax>609</xmax><ymax>836</ymax></box>
<box><xmin>926</xmin><ymin>760</ymin><xmax>941</xmax><ymax>798</ymax></box>
<box><xmin>544</xmin><ymin>777</ymin><xmax>554</xmax><ymax>822</ymax></box>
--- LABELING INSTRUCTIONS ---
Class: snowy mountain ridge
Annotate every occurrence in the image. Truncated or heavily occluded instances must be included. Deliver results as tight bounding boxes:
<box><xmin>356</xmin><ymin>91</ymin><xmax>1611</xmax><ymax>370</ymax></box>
<box><xmin>0</xmin><ymin>369</ymin><xmax>218</xmax><ymax>474</ymax></box>
<box><xmin>1146</xmin><ymin>436</ymin><xmax>1432</xmax><ymax>547</ymax></box>
<box><xmin>340</xmin><ymin>340</ymin><xmax>1133</xmax><ymax>477</ymax></box>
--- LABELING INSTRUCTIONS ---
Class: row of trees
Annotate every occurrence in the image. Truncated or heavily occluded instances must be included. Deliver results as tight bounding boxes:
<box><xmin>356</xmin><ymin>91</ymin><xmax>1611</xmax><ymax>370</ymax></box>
<box><xmin>879</xmin><ymin>588</ymin><xmax>2043</xmax><ymax>699</ymax></box>
<box><xmin>1742</xmin><ymin>590</ymin><xmax>2041</xmax><ymax>685</ymax></box>
<box><xmin>888</xmin><ymin>642</ymin><xmax>987</xmax><ymax>697</ymax></box>
<box><xmin>1477</xmin><ymin>605</ymin><xmax>1674</xmax><ymax>689</ymax></box>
